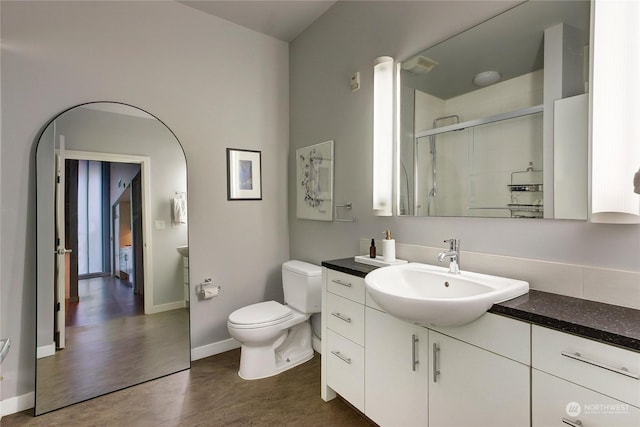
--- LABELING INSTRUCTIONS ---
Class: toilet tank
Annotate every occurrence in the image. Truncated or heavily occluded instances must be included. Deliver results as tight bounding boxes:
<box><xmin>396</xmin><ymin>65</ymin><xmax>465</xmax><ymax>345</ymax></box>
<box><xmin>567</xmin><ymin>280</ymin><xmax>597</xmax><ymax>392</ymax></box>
<box><xmin>282</xmin><ymin>260</ymin><xmax>322</xmax><ymax>314</ymax></box>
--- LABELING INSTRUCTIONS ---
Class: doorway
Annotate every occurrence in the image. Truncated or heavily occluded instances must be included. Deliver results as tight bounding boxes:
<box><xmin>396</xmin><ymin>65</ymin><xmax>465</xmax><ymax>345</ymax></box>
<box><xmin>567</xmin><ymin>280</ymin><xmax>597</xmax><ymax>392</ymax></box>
<box><xmin>65</xmin><ymin>159</ymin><xmax>144</xmax><ymax>329</ymax></box>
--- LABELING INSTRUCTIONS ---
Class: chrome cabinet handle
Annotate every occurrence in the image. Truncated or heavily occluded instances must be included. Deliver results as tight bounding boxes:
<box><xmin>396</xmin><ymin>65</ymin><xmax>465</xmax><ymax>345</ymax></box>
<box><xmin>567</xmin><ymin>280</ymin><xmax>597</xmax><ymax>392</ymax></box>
<box><xmin>561</xmin><ymin>351</ymin><xmax>640</xmax><ymax>380</ymax></box>
<box><xmin>331</xmin><ymin>312</ymin><xmax>352</xmax><ymax>323</ymax></box>
<box><xmin>331</xmin><ymin>350</ymin><xmax>351</xmax><ymax>364</ymax></box>
<box><xmin>331</xmin><ymin>279</ymin><xmax>352</xmax><ymax>288</ymax></box>
<box><xmin>562</xmin><ymin>418</ymin><xmax>583</xmax><ymax>427</ymax></box>
<box><xmin>433</xmin><ymin>343</ymin><xmax>440</xmax><ymax>382</ymax></box>
<box><xmin>412</xmin><ymin>334</ymin><xmax>420</xmax><ymax>372</ymax></box>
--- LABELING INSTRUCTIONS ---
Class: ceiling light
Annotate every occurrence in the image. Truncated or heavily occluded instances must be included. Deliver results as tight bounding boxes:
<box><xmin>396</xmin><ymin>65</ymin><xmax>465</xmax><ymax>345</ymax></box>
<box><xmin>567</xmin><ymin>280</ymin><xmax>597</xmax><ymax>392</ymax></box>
<box><xmin>473</xmin><ymin>70</ymin><xmax>501</xmax><ymax>87</ymax></box>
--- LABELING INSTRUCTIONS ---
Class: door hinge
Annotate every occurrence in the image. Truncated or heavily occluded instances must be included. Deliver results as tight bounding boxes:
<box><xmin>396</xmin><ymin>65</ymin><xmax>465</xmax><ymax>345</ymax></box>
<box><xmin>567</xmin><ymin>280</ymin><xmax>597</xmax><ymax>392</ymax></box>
<box><xmin>57</xmin><ymin>175</ymin><xmax>60</xmax><ymax>183</ymax></box>
<box><xmin>56</xmin><ymin>238</ymin><xmax>60</xmax><ymax>246</ymax></box>
<box><xmin>56</xmin><ymin>302</ymin><xmax>61</xmax><ymax>312</ymax></box>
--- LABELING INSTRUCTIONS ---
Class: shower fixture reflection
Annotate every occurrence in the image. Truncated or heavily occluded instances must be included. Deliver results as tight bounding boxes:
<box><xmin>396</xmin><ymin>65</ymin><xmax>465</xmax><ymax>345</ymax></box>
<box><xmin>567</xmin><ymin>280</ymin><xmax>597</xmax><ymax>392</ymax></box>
<box><xmin>417</xmin><ymin>114</ymin><xmax>460</xmax><ymax>216</ymax></box>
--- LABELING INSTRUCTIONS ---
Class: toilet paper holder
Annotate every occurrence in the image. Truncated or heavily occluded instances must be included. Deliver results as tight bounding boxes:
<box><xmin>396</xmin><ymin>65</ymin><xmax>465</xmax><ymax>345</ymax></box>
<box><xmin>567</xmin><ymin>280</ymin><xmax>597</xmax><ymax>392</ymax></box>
<box><xmin>199</xmin><ymin>278</ymin><xmax>220</xmax><ymax>299</ymax></box>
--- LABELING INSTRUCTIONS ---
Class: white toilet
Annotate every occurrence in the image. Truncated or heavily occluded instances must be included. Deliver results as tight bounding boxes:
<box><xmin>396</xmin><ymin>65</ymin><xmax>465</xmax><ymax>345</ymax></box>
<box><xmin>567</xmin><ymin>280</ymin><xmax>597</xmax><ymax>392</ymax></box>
<box><xmin>227</xmin><ymin>260</ymin><xmax>322</xmax><ymax>380</ymax></box>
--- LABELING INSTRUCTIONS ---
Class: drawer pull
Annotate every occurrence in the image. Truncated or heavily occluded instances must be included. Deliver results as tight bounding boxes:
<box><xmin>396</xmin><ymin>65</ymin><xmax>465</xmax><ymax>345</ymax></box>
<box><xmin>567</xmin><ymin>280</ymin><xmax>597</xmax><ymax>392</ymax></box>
<box><xmin>331</xmin><ymin>312</ymin><xmax>352</xmax><ymax>323</ymax></box>
<box><xmin>433</xmin><ymin>343</ymin><xmax>440</xmax><ymax>382</ymax></box>
<box><xmin>331</xmin><ymin>279</ymin><xmax>352</xmax><ymax>288</ymax></box>
<box><xmin>561</xmin><ymin>351</ymin><xmax>640</xmax><ymax>380</ymax></box>
<box><xmin>331</xmin><ymin>350</ymin><xmax>352</xmax><ymax>364</ymax></box>
<box><xmin>412</xmin><ymin>334</ymin><xmax>420</xmax><ymax>372</ymax></box>
<box><xmin>562</xmin><ymin>418</ymin><xmax>582</xmax><ymax>427</ymax></box>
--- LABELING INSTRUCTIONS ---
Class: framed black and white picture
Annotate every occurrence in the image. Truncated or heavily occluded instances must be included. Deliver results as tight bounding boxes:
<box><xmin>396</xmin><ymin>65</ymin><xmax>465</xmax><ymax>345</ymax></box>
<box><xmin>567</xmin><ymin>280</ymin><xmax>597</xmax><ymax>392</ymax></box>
<box><xmin>226</xmin><ymin>148</ymin><xmax>262</xmax><ymax>200</ymax></box>
<box><xmin>296</xmin><ymin>140</ymin><xmax>334</xmax><ymax>221</ymax></box>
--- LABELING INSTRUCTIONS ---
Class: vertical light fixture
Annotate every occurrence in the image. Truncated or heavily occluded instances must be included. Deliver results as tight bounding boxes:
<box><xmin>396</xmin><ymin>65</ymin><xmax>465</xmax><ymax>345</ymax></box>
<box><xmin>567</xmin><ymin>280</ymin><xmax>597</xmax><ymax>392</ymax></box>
<box><xmin>373</xmin><ymin>56</ymin><xmax>394</xmax><ymax>216</ymax></box>
<box><xmin>591</xmin><ymin>0</ymin><xmax>640</xmax><ymax>223</ymax></box>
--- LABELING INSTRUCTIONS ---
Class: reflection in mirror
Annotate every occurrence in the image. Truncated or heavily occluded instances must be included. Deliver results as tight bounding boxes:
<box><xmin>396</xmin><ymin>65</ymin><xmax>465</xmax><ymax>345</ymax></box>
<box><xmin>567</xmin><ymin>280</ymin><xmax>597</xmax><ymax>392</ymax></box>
<box><xmin>398</xmin><ymin>1</ymin><xmax>590</xmax><ymax>219</ymax></box>
<box><xmin>35</xmin><ymin>102</ymin><xmax>190</xmax><ymax>415</ymax></box>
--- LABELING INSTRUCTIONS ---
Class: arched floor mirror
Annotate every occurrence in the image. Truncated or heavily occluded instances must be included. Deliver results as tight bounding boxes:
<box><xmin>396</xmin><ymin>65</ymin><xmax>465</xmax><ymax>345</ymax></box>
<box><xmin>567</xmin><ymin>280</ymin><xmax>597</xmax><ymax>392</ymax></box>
<box><xmin>35</xmin><ymin>102</ymin><xmax>190</xmax><ymax>415</ymax></box>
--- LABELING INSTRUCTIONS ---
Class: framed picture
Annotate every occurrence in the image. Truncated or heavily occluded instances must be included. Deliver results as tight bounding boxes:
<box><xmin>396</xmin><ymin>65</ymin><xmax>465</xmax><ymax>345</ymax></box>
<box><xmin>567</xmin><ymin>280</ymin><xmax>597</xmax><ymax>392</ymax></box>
<box><xmin>296</xmin><ymin>140</ymin><xmax>334</xmax><ymax>221</ymax></box>
<box><xmin>227</xmin><ymin>148</ymin><xmax>262</xmax><ymax>200</ymax></box>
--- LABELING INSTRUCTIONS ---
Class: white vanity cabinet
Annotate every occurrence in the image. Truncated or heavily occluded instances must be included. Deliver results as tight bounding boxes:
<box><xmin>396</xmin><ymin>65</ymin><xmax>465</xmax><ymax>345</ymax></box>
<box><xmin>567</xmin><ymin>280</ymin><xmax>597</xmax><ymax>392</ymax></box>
<box><xmin>532</xmin><ymin>370</ymin><xmax>640</xmax><ymax>427</ymax></box>
<box><xmin>531</xmin><ymin>325</ymin><xmax>640</xmax><ymax>427</ymax></box>
<box><xmin>322</xmin><ymin>269</ymin><xmax>366</xmax><ymax>411</ymax></box>
<box><xmin>365</xmin><ymin>307</ymin><xmax>428</xmax><ymax>427</ymax></box>
<box><xmin>322</xmin><ymin>266</ymin><xmax>531</xmax><ymax>427</ymax></box>
<box><xmin>429</xmin><ymin>314</ymin><xmax>531</xmax><ymax>427</ymax></box>
<box><xmin>323</xmin><ymin>263</ymin><xmax>640</xmax><ymax>427</ymax></box>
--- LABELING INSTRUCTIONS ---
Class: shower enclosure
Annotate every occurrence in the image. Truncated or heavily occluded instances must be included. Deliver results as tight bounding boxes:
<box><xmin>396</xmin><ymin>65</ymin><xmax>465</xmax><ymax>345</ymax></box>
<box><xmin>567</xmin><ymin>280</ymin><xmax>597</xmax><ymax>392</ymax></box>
<box><xmin>412</xmin><ymin>106</ymin><xmax>543</xmax><ymax>218</ymax></box>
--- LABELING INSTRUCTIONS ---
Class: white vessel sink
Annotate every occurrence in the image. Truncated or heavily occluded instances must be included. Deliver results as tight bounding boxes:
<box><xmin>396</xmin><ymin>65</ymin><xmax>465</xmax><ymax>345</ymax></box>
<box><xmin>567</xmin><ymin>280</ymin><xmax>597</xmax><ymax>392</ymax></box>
<box><xmin>365</xmin><ymin>262</ymin><xmax>529</xmax><ymax>327</ymax></box>
<box><xmin>176</xmin><ymin>245</ymin><xmax>189</xmax><ymax>258</ymax></box>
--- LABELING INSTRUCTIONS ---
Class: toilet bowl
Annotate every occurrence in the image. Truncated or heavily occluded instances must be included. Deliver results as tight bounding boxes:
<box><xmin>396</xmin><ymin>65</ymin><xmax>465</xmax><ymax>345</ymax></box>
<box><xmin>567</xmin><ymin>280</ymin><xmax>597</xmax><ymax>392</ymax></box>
<box><xmin>227</xmin><ymin>261</ymin><xmax>322</xmax><ymax>380</ymax></box>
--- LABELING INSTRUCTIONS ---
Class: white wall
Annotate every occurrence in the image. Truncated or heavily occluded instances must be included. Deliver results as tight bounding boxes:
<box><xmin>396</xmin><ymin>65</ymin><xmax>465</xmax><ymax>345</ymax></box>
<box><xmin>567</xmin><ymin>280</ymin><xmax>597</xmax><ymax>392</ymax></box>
<box><xmin>1</xmin><ymin>0</ymin><xmax>288</xmax><ymax>406</ymax></box>
<box><xmin>289</xmin><ymin>2</ymin><xmax>640</xmax><ymax>271</ymax></box>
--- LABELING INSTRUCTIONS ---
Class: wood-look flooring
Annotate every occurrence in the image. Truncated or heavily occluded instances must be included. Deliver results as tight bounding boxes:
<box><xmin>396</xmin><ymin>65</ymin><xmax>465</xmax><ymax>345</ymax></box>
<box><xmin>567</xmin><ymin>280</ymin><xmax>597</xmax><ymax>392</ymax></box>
<box><xmin>6</xmin><ymin>349</ymin><xmax>372</xmax><ymax>426</ymax></box>
<box><xmin>66</xmin><ymin>276</ymin><xmax>144</xmax><ymax>327</ymax></box>
<box><xmin>35</xmin><ymin>276</ymin><xmax>190</xmax><ymax>415</ymax></box>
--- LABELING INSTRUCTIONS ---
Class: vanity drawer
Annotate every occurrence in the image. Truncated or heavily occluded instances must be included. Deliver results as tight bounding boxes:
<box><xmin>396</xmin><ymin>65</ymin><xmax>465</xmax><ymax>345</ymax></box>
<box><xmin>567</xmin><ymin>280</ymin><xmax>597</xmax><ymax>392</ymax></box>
<box><xmin>532</xmin><ymin>369</ymin><xmax>640</xmax><ymax>427</ymax></box>
<box><xmin>532</xmin><ymin>325</ymin><xmax>640</xmax><ymax>407</ymax></box>
<box><xmin>431</xmin><ymin>312</ymin><xmax>531</xmax><ymax>365</ymax></box>
<box><xmin>326</xmin><ymin>329</ymin><xmax>364</xmax><ymax>412</ymax></box>
<box><xmin>327</xmin><ymin>269</ymin><xmax>365</xmax><ymax>304</ymax></box>
<box><xmin>326</xmin><ymin>292</ymin><xmax>364</xmax><ymax>345</ymax></box>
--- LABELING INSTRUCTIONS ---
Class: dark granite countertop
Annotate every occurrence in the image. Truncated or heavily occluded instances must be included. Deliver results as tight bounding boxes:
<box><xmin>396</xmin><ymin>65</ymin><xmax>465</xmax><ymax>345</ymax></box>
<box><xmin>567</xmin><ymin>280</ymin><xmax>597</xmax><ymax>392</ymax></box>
<box><xmin>322</xmin><ymin>258</ymin><xmax>640</xmax><ymax>352</ymax></box>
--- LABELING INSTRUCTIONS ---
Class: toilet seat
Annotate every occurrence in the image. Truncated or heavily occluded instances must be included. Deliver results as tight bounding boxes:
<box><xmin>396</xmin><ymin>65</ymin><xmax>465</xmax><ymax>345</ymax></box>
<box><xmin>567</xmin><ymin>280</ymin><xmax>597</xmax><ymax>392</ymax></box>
<box><xmin>228</xmin><ymin>301</ymin><xmax>293</xmax><ymax>329</ymax></box>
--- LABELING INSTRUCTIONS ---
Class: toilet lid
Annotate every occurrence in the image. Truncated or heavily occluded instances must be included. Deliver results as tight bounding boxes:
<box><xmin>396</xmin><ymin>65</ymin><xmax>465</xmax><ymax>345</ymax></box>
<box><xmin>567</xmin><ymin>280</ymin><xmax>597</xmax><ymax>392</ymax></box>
<box><xmin>228</xmin><ymin>301</ymin><xmax>292</xmax><ymax>326</ymax></box>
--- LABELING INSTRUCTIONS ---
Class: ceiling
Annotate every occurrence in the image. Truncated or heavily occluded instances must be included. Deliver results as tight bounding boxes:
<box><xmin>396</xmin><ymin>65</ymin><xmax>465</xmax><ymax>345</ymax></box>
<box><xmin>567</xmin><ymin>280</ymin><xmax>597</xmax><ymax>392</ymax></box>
<box><xmin>178</xmin><ymin>1</ymin><xmax>337</xmax><ymax>42</ymax></box>
<box><xmin>403</xmin><ymin>0</ymin><xmax>591</xmax><ymax>100</ymax></box>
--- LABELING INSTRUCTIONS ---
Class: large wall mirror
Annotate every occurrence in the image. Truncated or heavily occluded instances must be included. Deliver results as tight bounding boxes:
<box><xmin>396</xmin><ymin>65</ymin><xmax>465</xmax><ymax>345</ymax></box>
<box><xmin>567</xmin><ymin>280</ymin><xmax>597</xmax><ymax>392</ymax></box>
<box><xmin>398</xmin><ymin>0</ymin><xmax>591</xmax><ymax>219</ymax></box>
<box><xmin>35</xmin><ymin>102</ymin><xmax>190</xmax><ymax>415</ymax></box>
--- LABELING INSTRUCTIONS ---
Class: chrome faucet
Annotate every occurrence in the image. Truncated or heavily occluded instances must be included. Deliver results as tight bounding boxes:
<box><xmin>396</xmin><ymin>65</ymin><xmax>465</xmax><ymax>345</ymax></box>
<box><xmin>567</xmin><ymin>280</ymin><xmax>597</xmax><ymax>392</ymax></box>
<box><xmin>437</xmin><ymin>238</ymin><xmax>460</xmax><ymax>274</ymax></box>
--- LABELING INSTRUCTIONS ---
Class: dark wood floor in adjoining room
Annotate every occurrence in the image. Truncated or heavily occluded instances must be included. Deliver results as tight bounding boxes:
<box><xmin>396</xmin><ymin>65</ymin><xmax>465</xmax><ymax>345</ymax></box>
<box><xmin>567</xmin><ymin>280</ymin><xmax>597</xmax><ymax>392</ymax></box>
<box><xmin>66</xmin><ymin>276</ymin><xmax>144</xmax><ymax>327</ymax></box>
<box><xmin>5</xmin><ymin>349</ymin><xmax>373</xmax><ymax>427</ymax></box>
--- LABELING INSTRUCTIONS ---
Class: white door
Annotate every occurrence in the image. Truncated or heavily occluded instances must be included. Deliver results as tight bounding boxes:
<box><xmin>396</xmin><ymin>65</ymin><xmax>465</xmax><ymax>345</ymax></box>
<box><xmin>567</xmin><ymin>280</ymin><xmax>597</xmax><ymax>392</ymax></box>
<box><xmin>429</xmin><ymin>331</ymin><xmax>530</xmax><ymax>427</ymax></box>
<box><xmin>54</xmin><ymin>135</ymin><xmax>68</xmax><ymax>349</ymax></box>
<box><xmin>365</xmin><ymin>307</ymin><xmax>428</xmax><ymax>427</ymax></box>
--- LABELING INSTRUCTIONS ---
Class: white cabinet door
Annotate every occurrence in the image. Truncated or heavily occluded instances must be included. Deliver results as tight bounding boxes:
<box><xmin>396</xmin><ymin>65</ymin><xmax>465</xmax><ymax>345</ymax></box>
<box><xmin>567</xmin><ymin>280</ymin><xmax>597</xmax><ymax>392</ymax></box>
<box><xmin>532</xmin><ymin>369</ymin><xmax>640</xmax><ymax>427</ymax></box>
<box><xmin>365</xmin><ymin>308</ymin><xmax>428</xmax><ymax>427</ymax></box>
<box><xmin>429</xmin><ymin>331</ymin><xmax>529</xmax><ymax>427</ymax></box>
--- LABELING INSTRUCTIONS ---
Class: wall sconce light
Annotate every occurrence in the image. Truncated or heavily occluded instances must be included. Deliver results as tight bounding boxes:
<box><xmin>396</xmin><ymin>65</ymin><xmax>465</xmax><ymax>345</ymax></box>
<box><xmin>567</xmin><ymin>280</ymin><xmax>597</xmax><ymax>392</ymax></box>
<box><xmin>591</xmin><ymin>0</ymin><xmax>640</xmax><ymax>223</ymax></box>
<box><xmin>373</xmin><ymin>56</ymin><xmax>394</xmax><ymax>216</ymax></box>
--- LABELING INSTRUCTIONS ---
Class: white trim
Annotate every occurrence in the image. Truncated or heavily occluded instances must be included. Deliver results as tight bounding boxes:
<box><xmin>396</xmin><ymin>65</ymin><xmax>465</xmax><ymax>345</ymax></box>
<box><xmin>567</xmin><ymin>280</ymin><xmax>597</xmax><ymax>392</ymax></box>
<box><xmin>65</xmin><ymin>150</ymin><xmax>155</xmax><ymax>314</ymax></box>
<box><xmin>191</xmin><ymin>338</ymin><xmax>241</xmax><ymax>361</ymax></box>
<box><xmin>146</xmin><ymin>300</ymin><xmax>186</xmax><ymax>315</ymax></box>
<box><xmin>1</xmin><ymin>392</ymin><xmax>34</xmax><ymax>416</ymax></box>
<box><xmin>36</xmin><ymin>343</ymin><xmax>56</xmax><ymax>359</ymax></box>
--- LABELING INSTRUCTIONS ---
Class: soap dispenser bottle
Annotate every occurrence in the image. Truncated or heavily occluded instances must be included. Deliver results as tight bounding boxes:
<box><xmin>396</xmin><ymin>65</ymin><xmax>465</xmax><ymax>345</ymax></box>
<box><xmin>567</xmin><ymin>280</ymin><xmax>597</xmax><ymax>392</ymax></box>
<box><xmin>382</xmin><ymin>230</ymin><xmax>396</xmax><ymax>262</ymax></box>
<box><xmin>369</xmin><ymin>239</ymin><xmax>377</xmax><ymax>258</ymax></box>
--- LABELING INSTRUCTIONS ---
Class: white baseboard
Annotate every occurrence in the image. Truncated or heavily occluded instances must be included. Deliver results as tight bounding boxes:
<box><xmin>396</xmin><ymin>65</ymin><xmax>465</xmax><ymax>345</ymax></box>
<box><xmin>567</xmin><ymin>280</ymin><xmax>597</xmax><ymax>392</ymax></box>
<box><xmin>1</xmin><ymin>392</ymin><xmax>34</xmax><ymax>417</ymax></box>
<box><xmin>146</xmin><ymin>300</ymin><xmax>186</xmax><ymax>315</ymax></box>
<box><xmin>36</xmin><ymin>343</ymin><xmax>56</xmax><ymax>359</ymax></box>
<box><xmin>191</xmin><ymin>338</ymin><xmax>240</xmax><ymax>361</ymax></box>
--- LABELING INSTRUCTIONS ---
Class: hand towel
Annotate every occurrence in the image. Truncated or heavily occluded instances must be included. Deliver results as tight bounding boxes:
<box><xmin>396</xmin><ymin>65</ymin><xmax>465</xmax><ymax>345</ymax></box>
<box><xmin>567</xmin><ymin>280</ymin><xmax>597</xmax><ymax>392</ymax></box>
<box><xmin>173</xmin><ymin>197</ymin><xmax>187</xmax><ymax>224</ymax></box>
